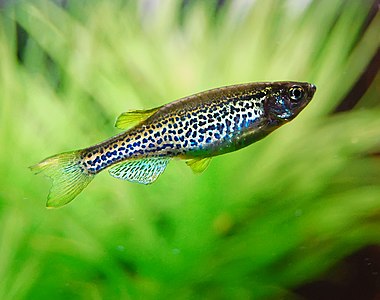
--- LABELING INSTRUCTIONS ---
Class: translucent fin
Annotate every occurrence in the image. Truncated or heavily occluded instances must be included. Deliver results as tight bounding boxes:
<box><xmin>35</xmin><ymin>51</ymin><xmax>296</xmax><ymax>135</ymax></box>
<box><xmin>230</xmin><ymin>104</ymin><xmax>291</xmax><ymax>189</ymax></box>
<box><xmin>30</xmin><ymin>151</ymin><xmax>93</xmax><ymax>208</ymax></box>
<box><xmin>108</xmin><ymin>157</ymin><xmax>170</xmax><ymax>184</ymax></box>
<box><xmin>186</xmin><ymin>157</ymin><xmax>212</xmax><ymax>173</ymax></box>
<box><xmin>115</xmin><ymin>107</ymin><xmax>160</xmax><ymax>130</ymax></box>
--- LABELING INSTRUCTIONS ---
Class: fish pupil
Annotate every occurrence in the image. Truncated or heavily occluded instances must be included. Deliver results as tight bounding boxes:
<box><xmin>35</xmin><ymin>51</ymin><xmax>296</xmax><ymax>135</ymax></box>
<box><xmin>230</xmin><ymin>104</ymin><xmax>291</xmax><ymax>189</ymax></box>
<box><xmin>289</xmin><ymin>86</ymin><xmax>303</xmax><ymax>101</ymax></box>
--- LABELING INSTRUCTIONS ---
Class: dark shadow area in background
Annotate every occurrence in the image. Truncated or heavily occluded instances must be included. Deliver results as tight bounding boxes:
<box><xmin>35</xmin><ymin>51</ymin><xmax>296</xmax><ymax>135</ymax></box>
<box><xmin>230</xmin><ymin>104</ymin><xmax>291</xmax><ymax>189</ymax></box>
<box><xmin>333</xmin><ymin>47</ymin><xmax>379</xmax><ymax>113</ymax></box>
<box><xmin>294</xmin><ymin>245</ymin><xmax>380</xmax><ymax>300</ymax></box>
<box><xmin>332</xmin><ymin>0</ymin><xmax>379</xmax><ymax>113</ymax></box>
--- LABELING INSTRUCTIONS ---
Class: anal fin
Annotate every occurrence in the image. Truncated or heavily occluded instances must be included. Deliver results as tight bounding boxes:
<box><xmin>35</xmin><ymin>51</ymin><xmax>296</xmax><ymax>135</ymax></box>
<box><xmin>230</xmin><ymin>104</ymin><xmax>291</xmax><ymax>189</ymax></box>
<box><xmin>115</xmin><ymin>107</ymin><xmax>160</xmax><ymax>130</ymax></box>
<box><xmin>186</xmin><ymin>157</ymin><xmax>212</xmax><ymax>174</ymax></box>
<box><xmin>108</xmin><ymin>157</ymin><xmax>170</xmax><ymax>184</ymax></box>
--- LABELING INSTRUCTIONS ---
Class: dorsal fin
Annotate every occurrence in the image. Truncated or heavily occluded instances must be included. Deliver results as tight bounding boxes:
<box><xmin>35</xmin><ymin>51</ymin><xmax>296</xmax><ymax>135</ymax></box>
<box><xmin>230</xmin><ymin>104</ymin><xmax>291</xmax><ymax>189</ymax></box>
<box><xmin>108</xmin><ymin>157</ymin><xmax>170</xmax><ymax>184</ymax></box>
<box><xmin>115</xmin><ymin>107</ymin><xmax>160</xmax><ymax>130</ymax></box>
<box><xmin>186</xmin><ymin>157</ymin><xmax>212</xmax><ymax>173</ymax></box>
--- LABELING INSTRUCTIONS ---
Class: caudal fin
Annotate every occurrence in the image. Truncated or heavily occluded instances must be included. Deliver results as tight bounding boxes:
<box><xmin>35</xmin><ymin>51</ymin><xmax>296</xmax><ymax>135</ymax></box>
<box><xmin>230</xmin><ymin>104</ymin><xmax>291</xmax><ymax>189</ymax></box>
<box><xmin>30</xmin><ymin>151</ymin><xmax>94</xmax><ymax>208</ymax></box>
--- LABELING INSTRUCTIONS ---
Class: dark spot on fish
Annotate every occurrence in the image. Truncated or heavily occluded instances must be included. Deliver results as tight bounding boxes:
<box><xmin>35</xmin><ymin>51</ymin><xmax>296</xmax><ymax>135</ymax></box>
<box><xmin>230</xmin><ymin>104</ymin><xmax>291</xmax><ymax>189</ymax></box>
<box><xmin>163</xmin><ymin>143</ymin><xmax>173</xmax><ymax>149</ymax></box>
<box><xmin>256</xmin><ymin>91</ymin><xmax>266</xmax><ymax>99</ymax></box>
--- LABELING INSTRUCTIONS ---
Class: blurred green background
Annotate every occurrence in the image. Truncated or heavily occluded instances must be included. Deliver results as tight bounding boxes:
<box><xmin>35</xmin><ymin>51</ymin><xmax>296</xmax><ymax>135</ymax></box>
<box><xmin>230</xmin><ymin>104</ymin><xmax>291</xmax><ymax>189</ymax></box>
<box><xmin>0</xmin><ymin>0</ymin><xmax>379</xmax><ymax>299</ymax></box>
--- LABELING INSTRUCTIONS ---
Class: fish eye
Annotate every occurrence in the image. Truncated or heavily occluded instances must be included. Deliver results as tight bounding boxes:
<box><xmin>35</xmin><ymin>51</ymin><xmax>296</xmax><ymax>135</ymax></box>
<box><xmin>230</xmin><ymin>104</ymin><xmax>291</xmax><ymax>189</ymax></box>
<box><xmin>289</xmin><ymin>86</ymin><xmax>304</xmax><ymax>101</ymax></box>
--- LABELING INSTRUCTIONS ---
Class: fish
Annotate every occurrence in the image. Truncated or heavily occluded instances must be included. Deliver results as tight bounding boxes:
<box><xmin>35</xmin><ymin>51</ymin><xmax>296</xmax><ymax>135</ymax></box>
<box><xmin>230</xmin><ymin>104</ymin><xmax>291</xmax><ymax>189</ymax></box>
<box><xmin>31</xmin><ymin>81</ymin><xmax>316</xmax><ymax>208</ymax></box>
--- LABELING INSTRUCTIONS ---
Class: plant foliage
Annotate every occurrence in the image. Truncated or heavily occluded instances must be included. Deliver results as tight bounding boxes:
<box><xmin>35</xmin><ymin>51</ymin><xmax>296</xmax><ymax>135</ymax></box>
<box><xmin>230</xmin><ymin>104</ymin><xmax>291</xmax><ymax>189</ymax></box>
<box><xmin>0</xmin><ymin>0</ymin><xmax>379</xmax><ymax>298</ymax></box>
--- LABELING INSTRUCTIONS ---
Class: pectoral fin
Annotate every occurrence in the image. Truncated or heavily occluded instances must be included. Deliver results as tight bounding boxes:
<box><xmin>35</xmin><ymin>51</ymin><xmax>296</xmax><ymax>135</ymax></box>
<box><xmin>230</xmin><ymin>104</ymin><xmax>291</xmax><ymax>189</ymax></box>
<box><xmin>186</xmin><ymin>157</ymin><xmax>212</xmax><ymax>174</ymax></box>
<box><xmin>115</xmin><ymin>107</ymin><xmax>160</xmax><ymax>130</ymax></box>
<box><xmin>108</xmin><ymin>157</ymin><xmax>170</xmax><ymax>184</ymax></box>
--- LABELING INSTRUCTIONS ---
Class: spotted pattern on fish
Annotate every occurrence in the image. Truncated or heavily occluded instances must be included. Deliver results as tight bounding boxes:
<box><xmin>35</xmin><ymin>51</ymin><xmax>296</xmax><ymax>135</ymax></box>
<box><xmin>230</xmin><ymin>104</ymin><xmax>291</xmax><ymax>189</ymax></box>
<box><xmin>82</xmin><ymin>86</ymin><xmax>272</xmax><ymax>174</ymax></box>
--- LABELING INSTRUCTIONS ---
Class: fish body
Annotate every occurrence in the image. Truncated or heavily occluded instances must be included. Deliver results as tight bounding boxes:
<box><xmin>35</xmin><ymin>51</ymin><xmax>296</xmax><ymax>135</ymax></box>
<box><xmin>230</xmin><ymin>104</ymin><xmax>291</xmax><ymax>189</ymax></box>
<box><xmin>31</xmin><ymin>81</ymin><xmax>316</xmax><ymax>207</ymax></box>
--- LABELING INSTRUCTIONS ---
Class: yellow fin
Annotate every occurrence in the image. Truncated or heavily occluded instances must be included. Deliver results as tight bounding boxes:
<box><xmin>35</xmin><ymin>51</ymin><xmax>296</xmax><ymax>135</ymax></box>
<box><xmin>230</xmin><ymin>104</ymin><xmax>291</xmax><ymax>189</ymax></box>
<box><xmin>115</xmin><ymin>107</ymin><xmax>160</xmax><ymax>130</ymax></box>
<box><xmin>186</xmin><ymin>157</ymin><xmax>212</xmax><ymax>174</ymax></box>
<box><xmin>30</xmin><ymin>151</ymin><xmax>94</xmax><ymax>208</ymax></box>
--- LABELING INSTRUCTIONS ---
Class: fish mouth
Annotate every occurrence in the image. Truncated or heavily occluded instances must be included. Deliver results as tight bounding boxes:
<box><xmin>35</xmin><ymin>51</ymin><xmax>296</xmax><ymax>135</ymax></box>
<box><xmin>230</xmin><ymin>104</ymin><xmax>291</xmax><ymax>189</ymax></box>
<box><xmin>309</xmin><ymin>83</ymin><xmax>317</xmax><ymax>96</ymax></box>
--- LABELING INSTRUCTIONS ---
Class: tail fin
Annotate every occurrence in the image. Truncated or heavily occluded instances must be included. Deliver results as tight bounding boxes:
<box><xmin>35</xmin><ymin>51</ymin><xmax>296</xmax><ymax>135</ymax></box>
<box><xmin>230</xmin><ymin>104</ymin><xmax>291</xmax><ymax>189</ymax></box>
<box><xmin>30</xmin><ymin>151</ymin><xmax>94</xmax><ymax>208</ymax></box>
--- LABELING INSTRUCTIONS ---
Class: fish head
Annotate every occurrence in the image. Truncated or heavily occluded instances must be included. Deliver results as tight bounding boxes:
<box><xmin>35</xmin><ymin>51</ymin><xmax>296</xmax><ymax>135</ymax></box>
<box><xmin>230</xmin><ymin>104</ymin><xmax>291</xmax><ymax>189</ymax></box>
<box><xmin>265</xmin><ymin>82</ymin><xmax>316</xmax><ymax>124</ymax></box>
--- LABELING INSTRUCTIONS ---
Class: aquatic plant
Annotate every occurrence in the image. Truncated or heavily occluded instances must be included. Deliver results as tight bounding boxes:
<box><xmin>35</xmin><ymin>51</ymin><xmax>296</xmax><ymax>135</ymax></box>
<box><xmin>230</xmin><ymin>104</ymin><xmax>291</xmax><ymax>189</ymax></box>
<box><xmin>0</xmin><ymin>0</ymin><xmax>379</xmax><ymax>298</ymax></box>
